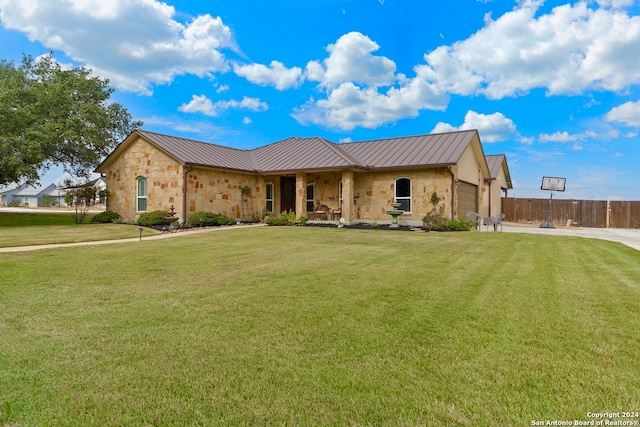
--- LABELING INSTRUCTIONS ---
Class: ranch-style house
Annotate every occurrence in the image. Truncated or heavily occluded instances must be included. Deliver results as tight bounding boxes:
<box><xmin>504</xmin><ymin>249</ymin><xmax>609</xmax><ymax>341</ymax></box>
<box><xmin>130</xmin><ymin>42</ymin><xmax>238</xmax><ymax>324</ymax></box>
<box><xmin>95</xmin><ymin>129</ymin><xmax>512</xmax><ymax>226</ymax></box>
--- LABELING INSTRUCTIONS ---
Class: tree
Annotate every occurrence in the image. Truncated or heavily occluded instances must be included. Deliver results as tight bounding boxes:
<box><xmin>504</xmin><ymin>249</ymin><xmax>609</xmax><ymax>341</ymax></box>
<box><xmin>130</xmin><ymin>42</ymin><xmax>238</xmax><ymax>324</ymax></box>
<box><xmin>64</xmin><ymin>180</ymin><xmax>98</xmax><ymax>224</ymax></box>
<box><xmin>0</xmin><ymin>53</ymin><xmax>142</xmax><ymax>186</ymax></box>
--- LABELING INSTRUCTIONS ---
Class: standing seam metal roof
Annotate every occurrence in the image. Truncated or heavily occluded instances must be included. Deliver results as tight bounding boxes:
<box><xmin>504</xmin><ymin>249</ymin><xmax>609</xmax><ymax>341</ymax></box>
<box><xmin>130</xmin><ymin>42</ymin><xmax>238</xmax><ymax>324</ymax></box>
<box><xmin>137</xmin><ymin>130</ymin><xmax>255</xmax><ymax>172</ymax></box>
<box><xmin>100</xmin><ymin>129</ymin><xmax>484</xmax><ymax>174</ymax></box>
<box><xmin>339</xmin><ymin>130</ymin><xmax>477</xmax><ymax>169</ymax></box>
<box><xmin>486</xmin><ymin>154</ymin><xmax>513</xmax><ymax>189</ymax></box>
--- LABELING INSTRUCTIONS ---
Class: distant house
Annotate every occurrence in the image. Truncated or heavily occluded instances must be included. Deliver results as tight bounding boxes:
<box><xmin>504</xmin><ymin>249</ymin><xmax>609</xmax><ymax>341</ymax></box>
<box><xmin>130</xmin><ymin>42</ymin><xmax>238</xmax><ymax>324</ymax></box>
<box><xmin>484</xmin><ymin>154</ymin><xmax>513</xmax><ymax>217</ymax></box>
<box><xmin>0</xmin><ymin>182</ymin><xmax>58</xmax><ymax>207</ymax></box>
<box><xmin>63</xmin><ymin>177</ymin><xmax>107</xmax><ymax>206</ymax></box>
<box><xmin>96</xmin><ymin>129</ymin><xmax>512</xmax><ymax>226</ymax></box>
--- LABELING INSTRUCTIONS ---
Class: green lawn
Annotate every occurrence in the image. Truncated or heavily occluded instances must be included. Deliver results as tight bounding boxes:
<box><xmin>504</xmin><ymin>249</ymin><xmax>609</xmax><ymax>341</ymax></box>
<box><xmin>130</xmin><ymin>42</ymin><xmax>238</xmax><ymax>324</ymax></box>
<box><xmin>1</xmin><ymin>227</ymin><xmax>639</xmax><ymax>426</ymax></box>
<box><xmin>0</xmin><ymin>212</ymin><xmax>159</xmax><ymax>247</ymax></box>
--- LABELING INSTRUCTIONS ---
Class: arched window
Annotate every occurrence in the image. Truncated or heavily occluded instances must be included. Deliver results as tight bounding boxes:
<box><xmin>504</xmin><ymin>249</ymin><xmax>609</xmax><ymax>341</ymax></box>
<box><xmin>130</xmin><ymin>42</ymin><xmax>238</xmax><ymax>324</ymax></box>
<box><xmin>137</xmin><ymin>177</ymin><xmax>147</xmax><ymax>212</ymax></box>
<box><xmin>265</xmin><ymin>182</ymin><xmax>274</xmax><ymax>213</ymax></box>
<box><xmin>395</xmin><ymin>177</ymin><xmax>411</xmax><ymax>213</ymax></box>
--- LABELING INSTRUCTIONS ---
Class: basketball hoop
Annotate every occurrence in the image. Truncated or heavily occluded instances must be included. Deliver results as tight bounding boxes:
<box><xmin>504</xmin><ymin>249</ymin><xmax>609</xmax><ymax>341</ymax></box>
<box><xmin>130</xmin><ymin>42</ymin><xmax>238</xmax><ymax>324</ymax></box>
<box><xmin>541</xmin><ymin>176</ymin><xmax>566</xmax><ymax>192</ymax></box>
<box><xmin>540</xmin><ymin>176</ymin><xmax>566</xmax><ymax>228</ymax></box>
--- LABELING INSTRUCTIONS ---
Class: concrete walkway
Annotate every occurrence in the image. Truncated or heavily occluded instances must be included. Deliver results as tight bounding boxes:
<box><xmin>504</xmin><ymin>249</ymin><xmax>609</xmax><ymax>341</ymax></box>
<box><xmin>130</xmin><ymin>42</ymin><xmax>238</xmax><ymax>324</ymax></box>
<box><xmin>497</xmin><ymin>222</ymin><xmax>640</xmax><ymax>252</ymax></box>
<box><xmin>0</xmin><ymin>223</ymin><xmax>267</xmax><ymax>253</ymax></box>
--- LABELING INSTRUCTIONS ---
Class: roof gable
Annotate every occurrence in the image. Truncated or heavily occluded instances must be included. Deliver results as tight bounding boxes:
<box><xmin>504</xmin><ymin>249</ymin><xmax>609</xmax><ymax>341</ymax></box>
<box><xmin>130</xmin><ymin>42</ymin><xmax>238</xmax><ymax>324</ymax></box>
<box><xmin>252</xmin><ymin>137</ymin><xmax>366</xmax><ymax>173</ymax></box>
<box><xmin>13</xmin><ymin>183</ymin><xmax>57</xmax><ymax>196</ymax></box>
<box><xmin>97</xmin><ymin>129</ymin><xmax>493</xmax><ymax>175</ymax></box>
<box><xmin>340</xmin><ymin>130</ymin><xmax>481</xmax><ymax>170</ymax></box>
<box><xmin>486</xmin><ymin>154</ymin><xmax>513</xmax><ymax>189</ymax></box>
<box><xmin>137</xmin><ymin>131</ymin><xmax>255</xmax><ymax>172</ymax></box>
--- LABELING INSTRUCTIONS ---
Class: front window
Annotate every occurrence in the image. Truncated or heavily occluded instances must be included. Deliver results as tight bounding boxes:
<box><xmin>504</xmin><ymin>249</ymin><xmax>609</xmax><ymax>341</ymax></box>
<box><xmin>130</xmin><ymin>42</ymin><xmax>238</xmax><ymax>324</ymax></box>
<box><xmin>265</xmin><ymin>182</ymin><xmax>274</xmax><ymax>213</ymax></box>
<box><xmin>395</xmin><ymin>178</ymin><xmax>411</xmax><ymax>213</ymax></box>
<box><xmin>306</xmin><ymin>184</ymin><xmax>315</xmax><ymax>213</ymax></box>
<box><xmin>137</xmin><ymin>177</ymin><xmax>147</xmax><ymax>212</ymax></box>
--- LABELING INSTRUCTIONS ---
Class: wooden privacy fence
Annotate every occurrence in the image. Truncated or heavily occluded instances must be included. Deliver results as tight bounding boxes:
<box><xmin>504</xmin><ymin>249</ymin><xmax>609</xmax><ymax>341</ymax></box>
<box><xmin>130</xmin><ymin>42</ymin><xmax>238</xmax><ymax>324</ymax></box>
<box><xmin>501</xmin><ymin>198</ymin><xmax>640</xmax><ymax>229</ymax></box>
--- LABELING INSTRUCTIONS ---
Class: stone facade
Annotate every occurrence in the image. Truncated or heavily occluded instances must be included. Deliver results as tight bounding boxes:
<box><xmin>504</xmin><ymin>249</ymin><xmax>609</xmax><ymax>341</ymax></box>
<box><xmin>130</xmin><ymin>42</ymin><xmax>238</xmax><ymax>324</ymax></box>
<box><xmin>185</xmin><ymin>168</ymin><xmax>261</xmax><ymax>221</ymax></box>
<box><xmin>104</xmin><ymin>136</ymin><xmax>183</xmax><ymax>223</ymax></box>
<box><xmin>100</xmin><ymin>132</ymin><xmax>495</xmax><ymax>226</ymax></box>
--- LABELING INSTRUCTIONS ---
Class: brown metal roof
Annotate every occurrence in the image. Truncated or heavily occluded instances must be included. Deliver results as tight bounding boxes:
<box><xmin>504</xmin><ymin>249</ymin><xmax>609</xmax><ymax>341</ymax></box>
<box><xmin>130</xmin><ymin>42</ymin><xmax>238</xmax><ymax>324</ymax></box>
<box><xmin>97</xmin><ymin>129</ymin><xmax>492</xmax><ymax>175</ymax></box>
<box><xmin>137</xmin><ymin>130</ymin><xmax>255</xmax><ymax>172</ymax></box>
<box><xmin>339</xmin><ymin>130</ymin><xmax>478</xmax><ymax>169</ymax></box>
<box><xmin>486</xmin><ymin>154</ymin><xmax>513</xmax><ymax>189</ymax></box>
<box><xmin>252</xmin><ymin>136</ymin><xmax>366</xmax><ymax>173</ymax></box>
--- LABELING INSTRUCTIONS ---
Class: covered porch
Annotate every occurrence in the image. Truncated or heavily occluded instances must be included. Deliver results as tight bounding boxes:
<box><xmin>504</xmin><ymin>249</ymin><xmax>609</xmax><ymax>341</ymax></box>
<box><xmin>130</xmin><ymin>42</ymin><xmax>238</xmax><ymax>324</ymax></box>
<box><xmin>265</xmin><ymin>169</ymin><xmax>355</xmax><ymax>224</ymax></box>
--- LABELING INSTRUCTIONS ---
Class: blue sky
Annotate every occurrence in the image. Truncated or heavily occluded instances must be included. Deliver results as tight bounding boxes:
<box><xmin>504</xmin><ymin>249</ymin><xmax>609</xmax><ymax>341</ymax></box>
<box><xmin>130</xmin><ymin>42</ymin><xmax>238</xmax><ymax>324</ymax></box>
<box><xmin>1</xmin><ymin>0</ymin><xmax>639</xmax><ymax>200</ymax></box>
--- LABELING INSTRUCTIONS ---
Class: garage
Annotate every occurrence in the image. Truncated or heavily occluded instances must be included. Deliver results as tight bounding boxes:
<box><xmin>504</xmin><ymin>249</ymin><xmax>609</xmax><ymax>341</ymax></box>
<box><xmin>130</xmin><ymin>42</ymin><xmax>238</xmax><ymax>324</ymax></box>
<box><xmin>457</xmin><ymin>180</ymin><xmax>478</xmax><ymax>217</ymax></box>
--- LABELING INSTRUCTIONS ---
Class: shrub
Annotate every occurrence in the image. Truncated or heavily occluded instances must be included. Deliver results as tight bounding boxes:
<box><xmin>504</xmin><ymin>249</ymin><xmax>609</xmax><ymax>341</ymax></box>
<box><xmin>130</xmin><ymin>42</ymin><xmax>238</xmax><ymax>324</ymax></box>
<box><xmin>252</xmin><ymin>209</ymin><xmax>268</xmax><ymax>223</ymax></box>
<box><xmin>422</xmin><ymin>212</ymin><xmax>446</xmax><ymax>231</ymax></box>
<box><xmin>137</xmin><ymin>210</ymin><xmax>170</xmax><ymax>227</ymax></box>
<box><xmin>442</xmin><ymin>218</ymin><xmax>477</xmax><ymax>231</ymax></box>
<box><xmin>187</xmin><ymin>211</ymin><xmax>235</xmax><ymax>227</ymax></box>
<box><xmin>265</xmin><ymin>210</ymin><xmax>297</xmax><ymax>226</ymax></box>
<box><xmin>422</xmin><ymin>191</ymin><xmax>447</xmax><ymax>231</ymax></box>
<box><xmin>90</xmin><ymin>211</ymin><xmax>121</xmax><ymax>223</ymax></box>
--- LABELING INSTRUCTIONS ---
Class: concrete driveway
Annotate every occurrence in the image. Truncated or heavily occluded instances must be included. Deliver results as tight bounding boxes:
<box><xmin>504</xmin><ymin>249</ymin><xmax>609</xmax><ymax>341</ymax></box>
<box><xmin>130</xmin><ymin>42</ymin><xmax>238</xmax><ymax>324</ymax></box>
<box><xmin>498</xmin><ymin>223</ymin><xmax>640</xmax><ymax>252</ymax></box>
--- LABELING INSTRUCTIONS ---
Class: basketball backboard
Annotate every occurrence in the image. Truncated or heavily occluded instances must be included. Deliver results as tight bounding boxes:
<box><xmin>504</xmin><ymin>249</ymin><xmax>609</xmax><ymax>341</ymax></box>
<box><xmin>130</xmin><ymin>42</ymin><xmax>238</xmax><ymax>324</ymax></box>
<box><xmin>541</xmin><ymin>176</ymin><xmax>566</xmax><ymax>192</ymax></box>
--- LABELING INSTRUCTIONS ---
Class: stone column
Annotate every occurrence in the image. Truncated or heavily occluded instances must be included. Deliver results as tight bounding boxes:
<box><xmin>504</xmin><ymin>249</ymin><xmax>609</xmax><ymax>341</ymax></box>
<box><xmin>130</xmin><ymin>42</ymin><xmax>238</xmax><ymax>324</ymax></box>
<box><xmin>295</xmin><ymin>172</ymin><xmax>307</xmax><ymax>219</ymax></box>
<box><xmin>341</xmin><ymin>169</ymin><xmax>354</xmax><ymax>224</ymax></box>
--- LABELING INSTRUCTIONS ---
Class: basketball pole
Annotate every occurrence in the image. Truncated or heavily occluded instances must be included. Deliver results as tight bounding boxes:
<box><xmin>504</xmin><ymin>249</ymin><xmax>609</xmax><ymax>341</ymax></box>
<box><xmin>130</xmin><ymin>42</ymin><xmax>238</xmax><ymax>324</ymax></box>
<box><xmin>540</xmin><ymin>190</ymin><xmax>555</xmax><ymax>229</ymax></box>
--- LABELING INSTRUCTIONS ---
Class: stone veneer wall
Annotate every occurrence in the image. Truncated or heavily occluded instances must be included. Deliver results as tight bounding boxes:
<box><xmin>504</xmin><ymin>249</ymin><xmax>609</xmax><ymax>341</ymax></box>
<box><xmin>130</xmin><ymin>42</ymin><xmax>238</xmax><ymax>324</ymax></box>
<box><xmin>104</xmin><ymin>136</ymin><xmax>182</xmax><ymax>223</ymax></box>
<box><xmin>353</xmin><ymin>168</ymin><xmax>453</xmax><ymax>222</ymax></box>
<box><xmin>185</xmin><ymin>168</ymin><xmax>262</xmax><ymax>221</ymax></box>
<box><xmin>305</xmin><ymin>172</ymin><xmax>343</xmax><ymax>212</ymax></box>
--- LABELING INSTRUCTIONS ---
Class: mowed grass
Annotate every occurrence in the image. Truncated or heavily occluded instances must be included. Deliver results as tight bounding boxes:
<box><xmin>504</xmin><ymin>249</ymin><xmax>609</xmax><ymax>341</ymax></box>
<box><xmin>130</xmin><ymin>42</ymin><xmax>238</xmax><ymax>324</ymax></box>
<box><xmin>0</xmin><ymin>212</ymin><xmax>159</xmax><ymax>247</ymax></box>
<box><xmin>1</xmin><ymin>227</ymin><xmax>639</xmax><ymax>426</ymax></box>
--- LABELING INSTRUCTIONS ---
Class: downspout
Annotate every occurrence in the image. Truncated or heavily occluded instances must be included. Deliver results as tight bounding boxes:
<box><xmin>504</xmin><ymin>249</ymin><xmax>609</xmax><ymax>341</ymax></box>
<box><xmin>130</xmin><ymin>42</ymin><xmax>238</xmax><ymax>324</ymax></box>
<box><xmin>488</xmin><ymin>179</ymin><xmax>492</xmax><ymax>217</ymax></box>
<box><xmin>183</xmin><ymin>165</ymin><xmax>194</xmax><ymax>224</ymax></box>
<box><xmin>447</xmin><ymin>166</ymin><xmax>456</xmax><ymax>219</ymax></box>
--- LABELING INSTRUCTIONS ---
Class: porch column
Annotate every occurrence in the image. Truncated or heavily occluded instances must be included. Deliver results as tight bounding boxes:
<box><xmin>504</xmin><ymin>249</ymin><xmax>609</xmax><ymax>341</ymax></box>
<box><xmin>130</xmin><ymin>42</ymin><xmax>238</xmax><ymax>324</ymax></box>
<box><xmin>341</xmin><ymin>169</ymin><xmax>354</xmax><ymax>224</ymax></box>
<box><xmin>295</xmin><ymin>172</ymin><xmax>307</xmax><ymax>219</ymax></box>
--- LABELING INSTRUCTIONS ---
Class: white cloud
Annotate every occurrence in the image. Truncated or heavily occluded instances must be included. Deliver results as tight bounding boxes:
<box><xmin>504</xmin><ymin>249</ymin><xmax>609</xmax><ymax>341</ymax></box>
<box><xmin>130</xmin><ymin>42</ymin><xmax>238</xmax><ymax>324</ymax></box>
<box><xmin>419</xmin><ymin>1</ymin><xmax>640</xmax><ymax>98</ymax></box>
<box><xmin>305</xmin><ymin>32</ymin><xmax>397</xmax><ymax>88</ymax></box>
<box><xmin>293</xmin><ymin>79</ymin><xmax>447</xmax><ymax>130</ymax></box>
<box><xmin>233</xmin><ymin>60</ymin><xmax>303</xmax><ymax>90</ymax></box>
<box><xmin>179</xmin><ymin>95</ymin><xmax>268</xmax><ymax>117</ymax></box>
<box><xmin>431</xmin><ymin>110</ymin><xmax>519</xmax><ymax>143</ymax></box>
<box><xmin>178</xmin><ymin>95</ymin><xmax>217</xmax><ymax>116</ymax></box>
<box><xmin>604</xmin><ymin>101</ymin><xmax>640</xmax><ymax>127</ymax></box>
<box><xmin>0</xmin><ymin>0</ymin><xmax>237</xmax><ymax>93</ymax></box>
<box><xmin>596</xmin><ymin>0</ymin><xmax>635</xmax><ymax>8</ymax></box>
<box><xmin>242</xmin><ymin>117</ymin><xmax>252</xmax><ymax>125</ymax></box>
<box><xmin>293</xmin><ymin>33</ymin><xmax>448</xmax><ymax>130</ymax></box>
<box><xmin>538</xmin><ymin>130</ymin><xmax>598</xmax><ymax>142</ymax></box>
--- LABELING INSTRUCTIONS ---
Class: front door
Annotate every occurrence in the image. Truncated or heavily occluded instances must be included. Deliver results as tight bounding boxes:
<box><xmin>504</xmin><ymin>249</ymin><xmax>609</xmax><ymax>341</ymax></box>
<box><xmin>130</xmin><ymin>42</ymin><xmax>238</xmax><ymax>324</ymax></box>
<box><xmin>280</xmin><ymin>177</ymin><xmax>296</xmax><ymax>213</ymax></box>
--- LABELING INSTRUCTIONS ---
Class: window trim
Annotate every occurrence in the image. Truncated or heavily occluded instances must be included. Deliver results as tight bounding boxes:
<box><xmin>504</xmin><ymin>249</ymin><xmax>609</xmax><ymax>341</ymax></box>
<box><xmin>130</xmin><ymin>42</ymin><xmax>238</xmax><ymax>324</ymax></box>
<box><xmin>265</xmin><ymin>182</ymin><xmax>274</xmax><ymax>213</ymax></box>
<box><xmin>136</xmin><ymin>176</ymin><xmax>147</xmax><ymax>212</ymax></box>
<box><xmin>394</xmin><ymin>177</ymin><xmax>412</xmax><ymax>213</ymax></box>
<box><xmin>306</xmin><ymin>183</ymin><xmax>315</xmax><ymax>213</ymax></box>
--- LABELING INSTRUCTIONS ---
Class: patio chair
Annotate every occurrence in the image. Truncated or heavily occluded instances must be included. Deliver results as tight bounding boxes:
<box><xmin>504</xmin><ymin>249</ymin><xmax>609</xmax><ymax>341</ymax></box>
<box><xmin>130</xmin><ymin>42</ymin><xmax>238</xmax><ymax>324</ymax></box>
<box><xmin>466</xmin><ymin>212</ymin><xmax>481</xmax><ymax>230</ymax></box>
<box><xmin>314</xmin><ymin>204</ymin><xmax>329</xmax><ymax>221</ymax></box>
<box><xmin>486</xmin><ymin>213</ymin><xmax>506</xmax><ymax>231</ymax></box>
<box><xmin>332</xmin><ymin>207</ymin><xmax>342</xmax><ymax>221</ymax></box>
